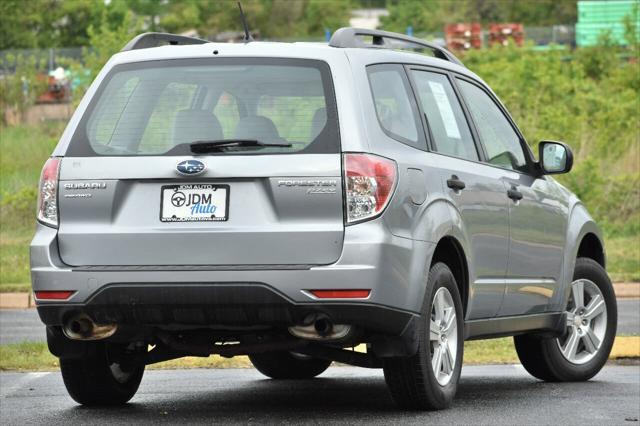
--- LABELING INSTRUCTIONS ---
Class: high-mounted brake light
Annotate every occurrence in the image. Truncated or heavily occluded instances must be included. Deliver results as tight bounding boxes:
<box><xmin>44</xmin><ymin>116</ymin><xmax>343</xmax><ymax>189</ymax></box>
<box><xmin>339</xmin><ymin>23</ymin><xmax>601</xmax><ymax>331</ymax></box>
<box><xmin>344</xmin><ymin>153</ymin><xmax>397</xmax><ymax>224</ymax></box>
<box><xmin>37</xmin><ymin>158</ymin><xmax>60</xmax><ymax>227</ymax></box>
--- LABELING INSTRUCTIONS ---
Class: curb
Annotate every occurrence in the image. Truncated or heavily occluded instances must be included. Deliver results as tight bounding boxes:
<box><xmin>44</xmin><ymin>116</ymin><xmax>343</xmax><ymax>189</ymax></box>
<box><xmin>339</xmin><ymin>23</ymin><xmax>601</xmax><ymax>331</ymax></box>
<box><xmin>0</xmin><ymin>292</ymin><xmax>35</xmax><ymax>309</ymax></box>
<box><xmin>1</xmin><ymin>282</ymin><xmax>638</xmax><ymax>310</ymax></box>
<box><xmin>614</xmin><ymin>282</ymin><xmax>640</xmax><ymax>299</ymax></box>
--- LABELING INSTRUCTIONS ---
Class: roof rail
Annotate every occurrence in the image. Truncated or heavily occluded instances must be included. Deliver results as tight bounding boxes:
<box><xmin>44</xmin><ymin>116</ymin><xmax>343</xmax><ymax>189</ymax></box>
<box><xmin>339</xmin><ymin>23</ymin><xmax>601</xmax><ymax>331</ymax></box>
<box><xmin>329</xmin><ymin>27</ymin><xmax>464</xmax><ymax>67</ymax></box>
<box><xmin>121</xmin><ymin>32</ymin><xmax>209</xmax><ymax>52</ymax></box>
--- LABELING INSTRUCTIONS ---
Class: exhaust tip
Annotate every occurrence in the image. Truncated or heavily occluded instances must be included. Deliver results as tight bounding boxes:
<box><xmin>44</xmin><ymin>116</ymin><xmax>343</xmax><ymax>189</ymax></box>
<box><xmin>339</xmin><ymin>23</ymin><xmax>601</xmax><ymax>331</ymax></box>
<box><xmin>69</xmin><ymin>317</ymin><xmax>92</xmax><ymax>335</ymax></box>
<box><xmin>63</xmin><ymin>314</ymin><xmax>117</xmax><ymax>341</ymax></box>
<box><xmin>314</xmin><ymin>317</ymin><xmax>333</xmax><ymax>337</ymax></box>
<box><xmin>288</xmin><ymin>314</ymin><xmax>351</xmax><ymax>341</ymax></box>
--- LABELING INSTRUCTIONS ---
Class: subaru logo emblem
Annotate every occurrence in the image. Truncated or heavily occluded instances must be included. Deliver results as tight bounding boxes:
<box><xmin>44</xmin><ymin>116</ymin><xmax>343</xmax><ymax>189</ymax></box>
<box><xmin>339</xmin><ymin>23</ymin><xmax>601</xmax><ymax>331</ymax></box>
<box><xmin>176</xmin><ymin>160</ymin><xmax>205</xmax><ymax>176</ymax></box>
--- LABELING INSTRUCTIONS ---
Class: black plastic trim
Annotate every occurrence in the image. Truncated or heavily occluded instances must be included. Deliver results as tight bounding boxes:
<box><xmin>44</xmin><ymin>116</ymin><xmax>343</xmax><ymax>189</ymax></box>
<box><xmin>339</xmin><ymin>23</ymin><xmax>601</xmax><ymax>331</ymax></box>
<box><xmin>36</xmin><ymin>283</ymin><xmax>416</xmax><ymax>337</ymax></box>
<box><xmin>121</xmin><ymin>32</ymin><xmax>208</xmax><ymax>51</ymax></box>
<box><xmin>329</xmin><ymin>27</ymin><xmax>464</xmax><ymax>67</ymax></box>
<box><xmin>464</xmin><ymin>312</ymin><xmax>565</xmax><ymax>340</ymax></box>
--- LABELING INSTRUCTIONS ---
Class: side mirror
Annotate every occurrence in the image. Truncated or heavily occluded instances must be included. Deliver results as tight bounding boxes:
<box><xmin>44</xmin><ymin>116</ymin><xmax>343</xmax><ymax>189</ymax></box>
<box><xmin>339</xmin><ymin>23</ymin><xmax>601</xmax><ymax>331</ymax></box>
<box><xmin>539</xmin><ymin>141</ymin><xmax>573</xmax><ymax>175</ymax></box>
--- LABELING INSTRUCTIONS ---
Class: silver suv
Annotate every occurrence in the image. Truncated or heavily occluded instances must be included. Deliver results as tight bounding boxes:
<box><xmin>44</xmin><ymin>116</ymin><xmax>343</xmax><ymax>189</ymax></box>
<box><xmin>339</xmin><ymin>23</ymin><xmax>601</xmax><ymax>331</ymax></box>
<box><xmin>31</xmin><ymin>28</ymin><xmax>617</xmax><ymax>410</ymax></box>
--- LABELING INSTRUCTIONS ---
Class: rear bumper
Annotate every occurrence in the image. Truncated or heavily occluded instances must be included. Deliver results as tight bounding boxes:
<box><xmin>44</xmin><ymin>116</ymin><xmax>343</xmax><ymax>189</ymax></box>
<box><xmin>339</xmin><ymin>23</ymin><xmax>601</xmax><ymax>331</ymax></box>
<box><xmin>31</xmin><ymin>220</ymin><xmax>434</xmax><ymax>334</ymax></box>
<box><xmin>36</xmin><ymin>283</ymin><xmax>414</xmax><ymax>336</ymax></box>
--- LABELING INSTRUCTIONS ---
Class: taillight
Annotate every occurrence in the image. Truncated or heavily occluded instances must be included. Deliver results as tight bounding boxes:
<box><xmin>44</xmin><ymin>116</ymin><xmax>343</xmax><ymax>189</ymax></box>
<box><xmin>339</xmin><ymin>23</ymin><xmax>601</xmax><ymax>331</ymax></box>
<box><xmin>344</xmin><ymin>153</ymin><xmax>397</xmax><ymax>224</ymax></box>
<box><xmin>37</xmin><ymin>158</ymin><xmax>60</xmax><ymax>227</ymax></box>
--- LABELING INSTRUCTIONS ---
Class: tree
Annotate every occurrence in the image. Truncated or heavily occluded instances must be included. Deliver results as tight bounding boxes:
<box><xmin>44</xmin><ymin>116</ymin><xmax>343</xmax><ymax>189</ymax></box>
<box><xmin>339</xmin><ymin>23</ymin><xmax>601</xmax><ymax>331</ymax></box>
<box><xmin>0</xmin><ymin>0</ymin><xmax>582</xmax><ymax>49</ymax></box>
<box><xmin>53</xmin><ymin>0</ymin><xmax>106</xmax><ymax>47</ymax></box>
<box><xmin>304</xmin><ymin>0</ymin><xmax>351</xmax><ymax>36</ymax></box>
<box><xmin>160</xmin><ymin>0</ymin><xmax>203</xmax><ymax>34</ymax></box>
<box><xmin>0</xmin><ymin>0</ymin><xmax>58</xmax><ymax>49</ymax></box>
<box><xmin>381</xmin><ymin>0</ymin><xmax>441</xmax><ymax>33</ymax></box>
<box><xmin>381</xmin><ymin>0</ymin><xmax>578</xmax><ymax>34</ymax></box>
<box><xmin>82</xmin><ymin>8</ymin><xmax>141</xmax><ymax>80</ymax></box>
<box><xmin>129</xmin><ymin>0</ymin><xmax>167</xmax><ymax>31</ymax></box>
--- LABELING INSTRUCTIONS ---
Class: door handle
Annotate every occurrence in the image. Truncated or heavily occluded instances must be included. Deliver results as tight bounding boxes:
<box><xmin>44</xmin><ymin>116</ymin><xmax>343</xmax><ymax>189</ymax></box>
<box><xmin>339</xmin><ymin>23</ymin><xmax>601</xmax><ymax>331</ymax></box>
<box><xmin>507</xmin><ymin>186</ymin><xmax>523</xmax><ymax>201</ymax></box>
<box><xmin>447</xmin><ymin>175</ymin><xmax>466</xmax><ymax>191</ymax></box>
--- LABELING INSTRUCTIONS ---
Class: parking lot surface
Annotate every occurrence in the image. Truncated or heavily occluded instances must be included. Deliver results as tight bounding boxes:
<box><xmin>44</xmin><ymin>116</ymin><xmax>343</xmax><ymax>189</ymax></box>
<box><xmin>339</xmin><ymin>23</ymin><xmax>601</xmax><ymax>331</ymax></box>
<box><xmin>1</xmin><ymin>364</ymin><xmax>639</xmax><ymax>425</ymax></box>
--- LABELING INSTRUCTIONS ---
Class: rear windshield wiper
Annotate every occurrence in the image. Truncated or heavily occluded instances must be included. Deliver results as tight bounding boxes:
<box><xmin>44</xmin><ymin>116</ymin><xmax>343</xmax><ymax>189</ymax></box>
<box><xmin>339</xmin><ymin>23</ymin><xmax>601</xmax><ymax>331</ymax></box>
<box><xmin>189</xmin><ymin>139</ymin><xmax>292</xmax><ymax>154</ymax></box>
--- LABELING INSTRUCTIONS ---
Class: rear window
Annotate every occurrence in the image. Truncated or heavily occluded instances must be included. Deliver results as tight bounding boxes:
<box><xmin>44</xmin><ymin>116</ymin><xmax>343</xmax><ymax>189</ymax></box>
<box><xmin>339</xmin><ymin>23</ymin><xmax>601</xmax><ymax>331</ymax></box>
<box><xmin>67</xmin><ymin>58</ymin><xmax>339</xmax><ymax>156</ymax></box>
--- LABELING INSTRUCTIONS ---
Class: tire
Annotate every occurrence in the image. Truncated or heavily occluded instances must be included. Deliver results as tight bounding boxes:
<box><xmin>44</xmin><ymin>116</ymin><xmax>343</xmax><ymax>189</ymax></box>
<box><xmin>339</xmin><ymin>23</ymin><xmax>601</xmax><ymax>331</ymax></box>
<box><xmin>383</xmin><ymin>262</ymin><xmax>464</xmax><ymax>410</ymax></box>
<box><xmin>60</xmin><ymin>343</ymin><xmax>145</xmax><ymax>406</ymax></box>
<box><xmin>514</xmin><ymin>257</ymin><xmax>617</xmax><ymax>382</ymax></box>
<box><xmin>249</xmin><ymin>351</ymin><xmax>332</xmax><ymax>379</ymax></box>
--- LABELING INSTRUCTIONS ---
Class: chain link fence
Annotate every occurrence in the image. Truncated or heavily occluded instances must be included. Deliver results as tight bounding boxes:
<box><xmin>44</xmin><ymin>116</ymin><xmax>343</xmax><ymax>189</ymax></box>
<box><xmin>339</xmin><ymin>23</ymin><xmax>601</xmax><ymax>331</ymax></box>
<box><xmin>0</xmin><ymin>47</ymin><xmax>84</xmax><ymax>76</ymax></box>
<box><xmin>0</xmin><ymin>24</ymin><xmax>579</xmax><ymax>75</ymax></box>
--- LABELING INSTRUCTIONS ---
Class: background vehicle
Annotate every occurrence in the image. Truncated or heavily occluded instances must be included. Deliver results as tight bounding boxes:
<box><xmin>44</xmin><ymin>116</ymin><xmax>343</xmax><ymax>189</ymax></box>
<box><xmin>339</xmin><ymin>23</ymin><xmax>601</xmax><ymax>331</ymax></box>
<box><xmin>31</xmin><ymin>28</ymin><xmax>616</xmax><ymax>409</ymax></box>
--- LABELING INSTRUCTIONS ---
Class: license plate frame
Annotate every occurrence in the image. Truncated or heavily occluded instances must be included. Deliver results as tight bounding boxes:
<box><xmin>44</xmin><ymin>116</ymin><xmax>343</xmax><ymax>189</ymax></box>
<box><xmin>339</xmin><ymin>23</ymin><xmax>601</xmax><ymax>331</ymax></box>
<box><xmin>160</xmin><ymin>184</ymin><xmax>229</xmax><ymax>223</ymax></box>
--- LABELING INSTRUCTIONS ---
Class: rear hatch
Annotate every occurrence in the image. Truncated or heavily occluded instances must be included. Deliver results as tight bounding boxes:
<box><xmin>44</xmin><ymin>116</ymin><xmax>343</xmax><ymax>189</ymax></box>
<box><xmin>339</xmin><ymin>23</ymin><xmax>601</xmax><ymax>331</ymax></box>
<box><xmin>57</xmin><ymin>57</ymin><xmax>344</xmax><ymax>266</ymax></box>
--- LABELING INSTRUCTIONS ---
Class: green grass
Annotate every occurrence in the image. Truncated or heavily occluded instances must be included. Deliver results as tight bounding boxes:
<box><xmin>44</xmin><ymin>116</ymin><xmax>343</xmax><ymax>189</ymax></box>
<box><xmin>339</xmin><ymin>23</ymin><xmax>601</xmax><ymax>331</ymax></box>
<box><xmin>0</xmin><ymin>122</ymin><xmax>62</xmax><ymax>194</ymax></box>
<box><xmin>0</xmin><ymin>230</ymin><xmax>32</xmax><ymax>291</ymax></box>
<box><xmin>464</xmin><ymin>338</ymin><xmax>518</xmax><ymax>364</ymax></box>
<box><xmin>0</xmin><ymin>342</ymin><xmax>61</xmax><ymax>371</ymax></box>
<box><xmin>0</xmin><ymin>342</ymin><xmax>253</xmax><ymax>371</ymax></box>
<box><xmin>0</xmin><ymin>121</ymin><xmax>638</xmax><ymax>292</ymax></box>
<box><xmin>0</xmin><ymin>122</ymin><xmax>64</xmax><ymax>291</ymax></box>
<box><xmin>2</xmin><ymin>337</ymin><xmax>638</xmax><ymax>372</ymax></box>
<box><xmin>0</xmin><ymin>339</ymin><xmax>525</xmax><ymax>371</ymax></box>
<box><xmin>0</xmin><ymin>341</ymin><xmax>253</xmax><ymax>371</ymax></box>
<box><xmin>607</xmin><ymin>236</ymin><xmax>640</xmax><ymax>282</ymax></box>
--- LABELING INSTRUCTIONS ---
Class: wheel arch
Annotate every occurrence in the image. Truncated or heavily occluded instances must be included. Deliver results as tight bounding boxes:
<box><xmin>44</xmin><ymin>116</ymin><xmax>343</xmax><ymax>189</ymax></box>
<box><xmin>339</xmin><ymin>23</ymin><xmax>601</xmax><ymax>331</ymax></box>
<box><xmin>555</xmin><ymin>202</ymin><xmax>606</xmax><ymax>311</ymax></box>
<box><xmin>576</xmin><ymin>232</ymin><xmax>605</xmax><ymax>268</ymax></box>
<box><xmin>430</xmin><ymin>235</ymin><xmax>469</xmax><ymax>317</ymax></box>
<box><xmin>407</xmin><ymin>198</ymin><xmax>471</xmax><ymax>317</ymax></box>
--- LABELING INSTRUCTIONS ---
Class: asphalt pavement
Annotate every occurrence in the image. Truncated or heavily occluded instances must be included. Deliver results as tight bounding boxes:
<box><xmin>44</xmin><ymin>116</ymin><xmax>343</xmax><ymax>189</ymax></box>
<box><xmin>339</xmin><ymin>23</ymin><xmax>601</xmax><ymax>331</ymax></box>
<box><xmin>1</xmin><ymin>298</ymin><xmax>637</xmax><ymax>345</ymax></box>
<box><xmin>1</xmin><ymin>365</ymin><xmax>638</xmax><ymax>425</ymax></box>
<box><xmin>0</xmin><ymin>308</ymin><xmax>45</xmax><ymax>344</ymax></box>
<box><xmin>618</xmin><ymin>298</ymin><xmax>640</xmax><ymax>335</ymax></box>
<box><xmin>0</xmin><ymin>303</ymin><xmax>638</xmax><ymax>424</ymax></box>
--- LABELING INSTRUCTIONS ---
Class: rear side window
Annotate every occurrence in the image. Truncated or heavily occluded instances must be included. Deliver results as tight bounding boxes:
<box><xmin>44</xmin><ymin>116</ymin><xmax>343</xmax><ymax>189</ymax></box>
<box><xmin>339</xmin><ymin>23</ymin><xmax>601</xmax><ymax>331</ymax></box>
<box><xmin>367</xmin><ymin>64</ymin><xmax>422</xmax><ymax>147</ymax></box>
<box><xmin>457</xmin><ymin>79</ymin><xmax>528</xmax><ymax>171</ymax></box>
<box><xmin>68</xmin><ymin>58</ymin><xmax>339</xmax><ymax>156</ymax></box>
<box><xmin>410</xmin><ymin>70</ymin><xmax>478</xmax><ymax>161</ymax></box>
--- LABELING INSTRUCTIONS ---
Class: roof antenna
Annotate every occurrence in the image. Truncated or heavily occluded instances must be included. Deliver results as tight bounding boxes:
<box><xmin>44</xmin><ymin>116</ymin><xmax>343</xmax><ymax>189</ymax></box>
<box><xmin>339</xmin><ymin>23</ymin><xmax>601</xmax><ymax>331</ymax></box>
<box><xmin>237</xmin><ymin>1</ymin><xmax>253</xmax><ymax>43</ymax></box>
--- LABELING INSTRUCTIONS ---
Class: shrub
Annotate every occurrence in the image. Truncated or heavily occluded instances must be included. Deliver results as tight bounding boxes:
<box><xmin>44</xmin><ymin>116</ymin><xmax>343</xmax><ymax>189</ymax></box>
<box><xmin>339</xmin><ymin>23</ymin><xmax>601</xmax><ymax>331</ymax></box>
<box><xmin>0</xmin><ymin>54</ymin><xmax>48</xmax><ymax>122</ymax></box>
<box><xmin>0</xmin><ymin>186</ymin><xmax>38</xmax><ymax>228</ymax></box>
<box><xmin>462</xmin><ymin>41</ymin><xmax>639</xmax><ymax>237</ymax></box>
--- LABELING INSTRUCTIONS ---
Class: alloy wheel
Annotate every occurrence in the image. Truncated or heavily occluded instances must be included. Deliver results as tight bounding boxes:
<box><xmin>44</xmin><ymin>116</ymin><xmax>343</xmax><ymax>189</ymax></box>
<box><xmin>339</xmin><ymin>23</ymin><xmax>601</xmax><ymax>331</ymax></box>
<box><xmin>556</xmin><ymin>279</ymin><xmax>607</xmax><ymax>364</ymax></box>
<box><xmin>429</xmin><ymin>287</ymin><xmax>458</xmax><ymax>386</ymax></box>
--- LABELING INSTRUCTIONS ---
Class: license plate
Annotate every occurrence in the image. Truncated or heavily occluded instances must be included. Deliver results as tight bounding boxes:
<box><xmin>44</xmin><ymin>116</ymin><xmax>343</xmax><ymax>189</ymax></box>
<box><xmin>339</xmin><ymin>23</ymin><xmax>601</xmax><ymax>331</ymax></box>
<box><xmin>161</xmin><ymin>184</ymin><xmax>229</xmax><ymax>222</ymax></box>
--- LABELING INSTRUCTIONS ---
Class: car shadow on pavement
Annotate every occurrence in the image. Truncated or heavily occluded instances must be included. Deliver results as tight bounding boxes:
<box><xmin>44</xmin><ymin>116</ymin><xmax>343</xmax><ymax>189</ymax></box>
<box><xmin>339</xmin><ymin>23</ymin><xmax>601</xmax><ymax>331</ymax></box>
<box><xmin>59</xmin><ymin>374</ymin><xmax>582</xmax><ymax>423</ymax></box>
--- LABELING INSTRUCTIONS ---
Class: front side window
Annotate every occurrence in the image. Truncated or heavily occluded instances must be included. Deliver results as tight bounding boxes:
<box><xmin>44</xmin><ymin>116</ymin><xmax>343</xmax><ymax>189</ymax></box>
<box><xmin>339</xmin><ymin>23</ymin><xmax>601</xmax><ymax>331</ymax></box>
<box><xmin>367</xmin><ymin>64</ymin><xmax>422</xmax><ymax>146</ymax></box>
<box><xmin>70</xmin><ymin>58</ymin><xmax>339</xmax><ymax>156</ymax></box>
<box><xmin>457</xmin><ymin>79</ymin><xmax>528</xmax><ymax>171</ymax></box>
<box><xmin>411</xmin><ymin>70</ymin><xmax>478</xmax><ymax>161</ymax></box>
